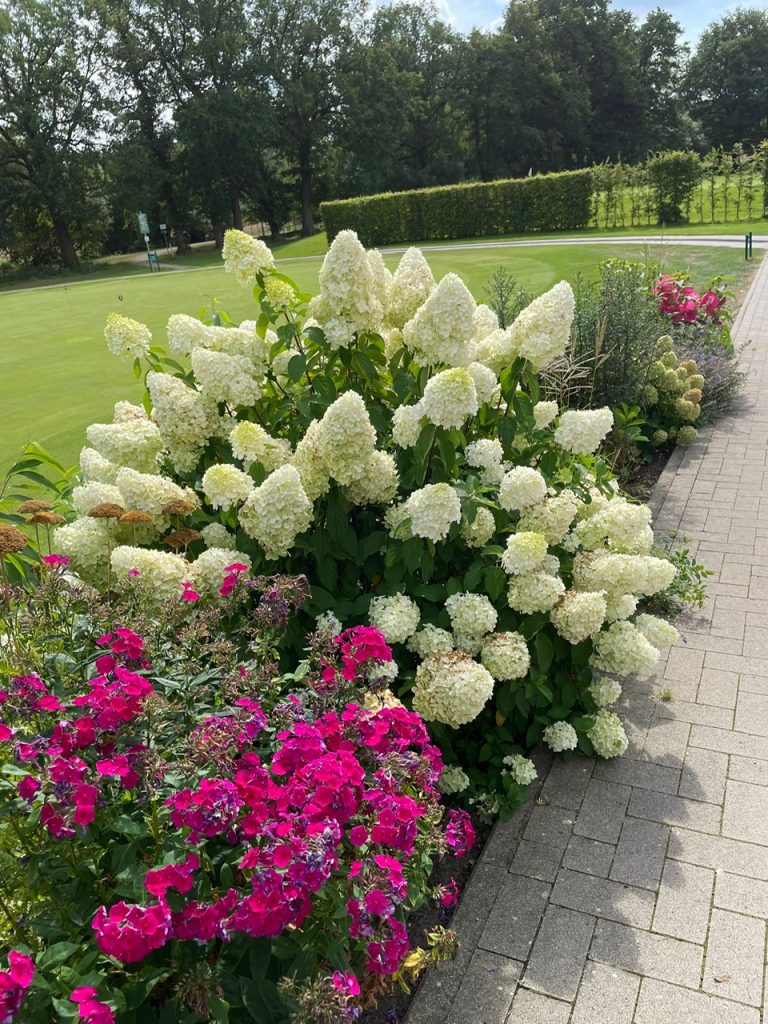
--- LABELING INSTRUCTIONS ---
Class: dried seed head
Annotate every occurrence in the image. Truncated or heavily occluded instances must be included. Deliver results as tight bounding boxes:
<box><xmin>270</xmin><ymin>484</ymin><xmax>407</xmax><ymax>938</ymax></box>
<box><xmin>28</xmin><ymin>511</ymin><xmax>65</xmax><ymax>526</ymax></box>
<box><xmin>119</xmin><ymin>509</ymin><xmax>153</xmax><ymax>525</ymax></box>
<box><xmin>162</xmin><ymin>499</ymin><xmax>197</xmax><ymax>517</ymax></box>
<box><xmin>163</xmin><ymin>527</ymin><xmax>202</xmax><ymax>550</ymax></box>
<box><xmin>87</xmin><ymin>503</ymin><xmax>125</xmax><ymax>520</ymax></box>
<box><xmin>0</xmin><ymin>525</ymin><xmax>27</xmax><ymax>553</ymax></box>
<box><xmin>18</xmin><ymin>499</ymin><xmax>53</xmax><ymax>515</ymax></box>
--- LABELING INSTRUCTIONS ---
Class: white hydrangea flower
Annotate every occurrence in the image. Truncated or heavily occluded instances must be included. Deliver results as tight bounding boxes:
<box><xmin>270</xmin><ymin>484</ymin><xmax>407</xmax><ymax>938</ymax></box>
<box><xmin>518</xmin><ymin>491</ymin><xmax>582</xmax><ymax>545</ymax></box>
<box><xmin>191</xmin><ymin>348</ymin><xmax>261</xmax><ymax>408</ymax></box>
<box><xmin>439</xmin><ymin>764</ymin><xmax>470</xmax><ymax>795</ymax></box>
<box><xmin>533</xmin><ymin>400</ymin><xmax>559</xmax><ymax>430</ymax></box>
<box><xmin>54</xmin><ymin>517</ymin><xmax>116</xmax><ymax>585</ymax></box>
<box><xmin>387</xmin><ymin>247</ymin><xmax>436</xmax><ymax>329</ymax></box>
<box><xmin>309</xmin><ymin>230</ymin><xmax>383</xmax><ymax>344</ymax></box>
<box><xmin>71</xmin><ymin>481</ymin><xmax>125</xmax><ymax>516</ymax></box>
<box><xmin>368</xmin><ymin>658</ymin><xmax>399</xmax><ymax>685</ymax></box>
<box><xmin>104</xmin><ymin>313</ymin><xmax>151</xmax><ymax>361</ymax></box>
<box><xmin>206</xmin><ymin>324</ymin><xmax>271</xmax><ymax>368</ymax></box>
<box><xmin>384</xmin><ymin>502</ymin><xmax>411</xmax><ymax>539</ymax></box>
<box><xmin>461</xmin><ymin>507</ymin><xmax>496</xmax><ymax>549</ymax></box>
<box><xmin>509</xmin><ymin>281</ymin><xmax>575</xmax><ymax>370</ymax></box>
<box><xmin>473</xmin><ymin>327</ymin><xmax>517</xmax><ymax>375</ymax></box>
<box><xmin>573</xmin><ymin>553</ymin><xmax>676</xmax><ymax>598</ymax></box>
<box><xmin>589</xmin><ymin>677</ymin><xmax>622</xmax><ymax>707</ymax></box>
<box><xmin>472</xmin><ymin>303</ymin><xmax>499</xmax><ymax>341</ymax></box>
<box><xmin>465</xmin><ymin>439</ymin><xmax>503</xmax><ymax>471</ymax></box>
<box><xmin>590</xmin><ymin>621</ymin><xmax>660</xmax><ymax>676</ymax></box>
<box><xmin>316</xmin><ymin>392</ymin><xmax>377</xmax><ymax>485</ymax></box>
<box><xmin>403</xmin><ymin>483</ymin><xmax>461</xmax><ymax>542</ymax></box>
<box><xmin>191</xmin><ymin>547</ymin><xmax>252</xmax><ymax>596</ymax></box>
<box><xmin>80</xmin><ymin>447</ymin><xmax>119</xmax><ymax>485</ymax></box>
<box><xmin>500</xmin><ymin>531</ymin><xmax>548</xmax><ymax>575</ymax></box>
<box><xmin>316</xmin><ymin>610</ymin><xmax>342</xmax><ymax>636</ymax></box>
<box><xmin>550</xmin><ymin>591</ymin><xmax>607</xmax><ymax>644</ymax></box>
<box><xmin>291</xmin><ymin>420</ymin><xmax>331</xmax><ymax>501</ymax></box>
<box><xmin>402</xmin><ymin>272</ymin><xmax>476</xmax><ymax>367</ymax></box>
<box><xmin>634</xmin><ymin>614</ymin><xmax>679</xmax><ymax>649</ymax></box>
<box><xmin>605</xmin><ymin>593</ymin><xmax>638</xmax><ymax>622</ymax></box>
<box><xmin>222</xmin><ymin>229</ymin><xmax>275</xmax><ymax>286</ymax></box>
<box><xmin>113</xmin><ymin>401</ymin><xmax>147</xmax><ymax>422</ymax></box>
<box><xmin>480</xmin><ymin>631</ymin><xmax>530</xmax><ymax>680</ymax></box>
<box><xmin>467</xmin><ymin>361</ymin><xmax>498</xmax><ymax>404</ymax></box>
<box><xmin>166</xmin><ymin>313</ymin><xmax>209</xmax><ymax>357</ymax></box>
<box><xmin>263</xmin><ymin>275</ymin><xmax>296</xmax><ymax>308</ymax></box>
<box><xmin>446</xmin><ymin>592</ymin><xmax>497</xmax><ymax>638</ymax></box>
<box><xmin>344</xmin><ymin>450</ymin><xmax>400</xmax><ymax>506</ymax></box>
<box><xmin>498</xmin><ymin>467</ymin><xmax>547</xmax><ymax>511</ymax></box>
<box><xmin>111</xmin><ymin>545</ymin><xmax>190</xmax><ymax>603</ymax></box>
<box><xmin>588</xmin><ymin>709</ymin><xmax>628</xmax><ymax>758</ymax></box>
<box><xmin>573</xmin><ymin>497</ymin><xmax>654</xmax><ymax>554</ymax></box>
<box><xmin>238</xmin><ymin>464</ymin><xmax>313</xmax><ymax>559</ymax></box>
<box><xmin>201</xmin><ymin>464</ymin><xmax>254</xmax><ymax>510</ymax></box>
<box><xmin>200</xmin><ymin>523</ymin><xmax>236</xmax><ymax>551</ymax></box>
<box><xmin>408</xmin><ymin>624</ymin><xmax>455</xmax><ymax>659</ymax></box>
<box><xmin>555</xmin><ymin>408</ymin><xmax>614</xmax><ymax>454</ymax></box>
<box><xmin>383</xmin><ymin>327</ymin><xmax>403</xmax><ymax>359</ymax></box>
<box><xmin>507</xmin><ymin>570</ymin><xmax>565</xmax><ymax>613</ymax></box>
<box><xmin>367</xmin><ymin>248</ymin><xmax>393</xmax><ymax>312</ymax></box>
<box><xmin>543</xmin><ymin>720</ymin><xmax>578</xmax><ymax>752</ymax></box>
<box><xmin>422</xmin><ymin>367</ymin><xmax>479</xmax><ymax>429</ymax></box>
<box><xmin>116</xmin><ymin>468</ymin><xmax>197</xmax><ymax>525</ymax></box>
<box><xmin>369</xmin><ymin>593</ymin><xmax>420</xmax><ymax>644</ymax></box>
<box><xmin>412</xmin><ymin>651</ymin><xmax>494</xmax><ymax>727</ymax></box>
<box><xmin>86</xmin><ymin>419</ymin><xmax>163</xmax><ymax>474</ymax></box>
<box><xmin>147</xmin><ymin>372</ymin><xmax>217</xmax><ymax>466</ymax></box>
<box><xmin>229</xmin><ymin>421</ymin><xmax>291</xmax><ymax>472</ymax></box>
<box><xmin>503</xmin><ymin>754</ymin><xmax>537</xmax><ymax>786</ymax></box>
<box><xmin>392</xmin><ymin>402</ymin><xmax>425</xmax><ymax>448</ymax></box>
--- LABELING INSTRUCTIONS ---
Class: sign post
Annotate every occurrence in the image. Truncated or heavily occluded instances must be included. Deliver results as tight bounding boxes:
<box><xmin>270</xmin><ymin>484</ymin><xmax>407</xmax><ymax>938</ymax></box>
<box><xmin>159</xmin><ymin>222</ymin><xmax>173</xmax><ymax>257</ymax></box>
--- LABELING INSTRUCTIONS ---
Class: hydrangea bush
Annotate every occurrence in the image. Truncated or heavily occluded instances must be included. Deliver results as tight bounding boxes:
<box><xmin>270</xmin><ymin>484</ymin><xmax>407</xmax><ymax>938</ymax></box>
<box><xmin>53</xmin><ymin>229</ymin><xmax>680</xmax><ymax>813</ymax></box>
<box><xmin>642</xmin><ymin>335</ymin><xmax>705</xmax><ymax>448</ymax></box>
<box><xmin>0</xmin><ymin>566</ymin><xmax>465</xmax><ymax>1024</ymax></box>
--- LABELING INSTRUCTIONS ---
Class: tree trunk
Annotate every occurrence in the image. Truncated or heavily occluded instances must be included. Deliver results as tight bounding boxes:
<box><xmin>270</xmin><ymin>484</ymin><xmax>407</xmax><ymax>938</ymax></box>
<box><xmin>213</xmin><ymin>222</ymin><xmax>225</xmax><ymax>250</ymax></box>
<box><xmin>232</xmin><ymin>189</ymin><xmax>243</xmax><ymax>231</ymax></box>
<box><xmin>53</xmin><ymin>218</ymin><xmax>79</xmax><ymax>270</ymax></box>
<box><xmin>298</xmin><ymin>143</ymin><xmax>315</xmax><ymax>236</ymax></box>
<box><xmin>174</xmin><ymin>228</ymin><xmax>192</xmax><ymax>256</ymax></box>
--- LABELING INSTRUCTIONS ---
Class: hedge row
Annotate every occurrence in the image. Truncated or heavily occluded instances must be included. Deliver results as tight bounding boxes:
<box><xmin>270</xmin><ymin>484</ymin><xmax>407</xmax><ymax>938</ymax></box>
<box><xmin>319</xmin><ymin>169</ymin><xmax>594</xmax><ymax>246</ymax></box>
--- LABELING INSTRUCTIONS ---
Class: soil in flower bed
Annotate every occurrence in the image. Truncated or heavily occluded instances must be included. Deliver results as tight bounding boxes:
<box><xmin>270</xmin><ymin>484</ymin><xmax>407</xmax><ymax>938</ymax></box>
<box><xmin>622</xmin><ymin>447</ymin><xmax>673</xmax><ymax>502</ymax></box>
<box><xmin>360</xmin><ymin>813</ymin><xmax>490</xmax><ymax>1024</ymax></box>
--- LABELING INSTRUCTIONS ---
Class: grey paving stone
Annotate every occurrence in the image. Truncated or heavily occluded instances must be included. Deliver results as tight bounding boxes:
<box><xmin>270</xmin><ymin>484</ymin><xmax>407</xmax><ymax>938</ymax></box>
<box><xmin>563</xmin><ymin>835</ymin><xmax>615</xmax><ymax>878</ymax></box>
<box><xmin>714</xmin><ymin>872</ymin><xmax>768</xmax><ymax>918</ymax></box>
<box><xmin>570</xmin><ymin>961</ymin><xmax>640</xmax><ymax>1024</ymax></box>
<box><xmin>589</xmin><ymin>919</ymin><xmax>703</xmax><ymax>988</ymax></box>
<box><xmin>634</xmin><ymin>978</ymin><xmax>760</xmax><ymax>1024</ymax></box>
<box><xmin>522</xmin><ymin>905</ymin><xmax>595</xmax><ymax>1000</ymax></box>
<box><xmin>723</xmin><ymin>779</ymin><xmax>768</xmax><ymax>844</ymax></box>
<box><xmin>652</xmin><ymin>859</ymin><xmax>714</xmax><ymax>944</ymax></box>
<box><xmin>573</xmin><ymin>780</ymin><xmax>631</xmax><ymax>845</ymax></box>
<box><xmin>735</xmin><ymin>691</ymin><xmax>768</xmax><ymax>737</ymax></box>
<box><xmin>728</xmin><ymin>753</ymin><xmax>768</xmax><ymax>786</ymax></box>
<box><xmin>610</xmin><ymin>818</ymin><xmax>668</xmax><ymax>890</ymax></box>
<box><xmin>654</xmin><ymin>699</ymin><xmax>733</xmax><ymax>729</ymax></box>
<box><xmin>663</xmin><ymin>645</ymin><xmax>705</xmax><ymax>683</ymax></box>
<box><xmin>523</xmin><ymin>804</ymin><xmax>575</xmax><ymax>852</ymax></box>
<box><xmin>592</xmin><ymin>757</ymin><xmax>681</xmax><ymax>794</ymax></box>
<box><xmin>627</xmin><ymin>787</ymin><xmax>722</xmax><ymax>833</ymax></box>
<box><xmin>479</xmin><ymin>874</ymin><xmax>551</xmax><ymax>961</ymax></box>
<box><xmin>508</xmin><ymin>840</ymin><xmax>563</xmax><ymax>883</ymax></box>
<box><xmin>505</xmin><ymin>990</ymin><xmax>571</xmax><ymax>1024</ymax></box>
<box><xmin>448</xmin><ymin>949</ymin><xmax>522</xmax><ymax>1024</ymax></box>
<box><xmin>539</xmin><ymin>756</ymin><xmax>593</xmax><ymax>810</ymax></box>
<box><xmin>690</xmin><ymin>724</ymin><xmax>768</xmax><ymax>761</ymax></box>
<box><xmin>550</xmin><ymin>868</ymin><xmax>655</xmax><ymax>928</ymax></box>
<box><xmin>696</xmin><ymin>668</ymin><xmax>740</xmax><ymax>709</ymax></box>
<box><xmin>668</xmin><ymin>826</ymin><xmax>768</xmax><ymax>879</ymax></box>
<box><xmin>702</xmin><ymin>909</ymin><xmax>765</xmax><ymax>1007</ymax></box>
<box><xmin>640</xmin><ymin>717</ymin><xmax>690</xmax><ymax>767</ymax></box>
<box><xmin>679</xmin><ymin>747</ymin><xmax>728</xmax><ymax>805</ymax></box>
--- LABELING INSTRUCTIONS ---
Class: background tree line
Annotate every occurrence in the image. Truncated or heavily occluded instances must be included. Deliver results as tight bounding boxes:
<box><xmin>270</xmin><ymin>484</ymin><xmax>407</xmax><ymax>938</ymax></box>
<box><xmin>0</xmin><ymin>0</ymin><xmax>767</xmax><ymax>269</ymax></box>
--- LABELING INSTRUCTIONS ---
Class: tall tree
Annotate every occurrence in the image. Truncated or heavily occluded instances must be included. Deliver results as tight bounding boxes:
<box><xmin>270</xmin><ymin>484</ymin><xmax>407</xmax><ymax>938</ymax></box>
<box><xmin>250</xmin><ymin>0</ymin><xmax>366</xmax><ymax>235</ymax></box>
<box><xmin>0</xmin><ymin>0</ymin><xmax>108</xmax><ymax>269</ymax></box>
<box><xmin>685</xmin><ymin>8</ymin><xmax>768</xmax><ymax>149</ymax></box>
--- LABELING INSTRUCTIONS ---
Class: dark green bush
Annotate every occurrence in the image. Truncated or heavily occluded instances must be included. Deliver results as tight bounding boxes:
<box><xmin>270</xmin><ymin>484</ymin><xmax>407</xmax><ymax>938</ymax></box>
<box><xmin>320</xmin><ymin>169</ymin><xmax>594</xmax><ymax>245</ymax></box>
<box><xmin>647</xmin><ymin>151</ymin><xmax>702</xmax><ymax>224</ymax></box>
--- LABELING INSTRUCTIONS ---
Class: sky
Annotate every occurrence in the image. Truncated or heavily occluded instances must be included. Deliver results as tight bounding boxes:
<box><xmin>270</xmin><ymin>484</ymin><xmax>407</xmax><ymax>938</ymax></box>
<box><xmin>387</xmin><ymin>0</ymin><xmax>734</xmax><ymax>42</ymax></box>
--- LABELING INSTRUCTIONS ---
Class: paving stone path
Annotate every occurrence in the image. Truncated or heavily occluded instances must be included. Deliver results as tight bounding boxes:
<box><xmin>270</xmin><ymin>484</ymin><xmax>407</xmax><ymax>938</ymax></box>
<box><xmin>407</xmin><ymin>252</ymin><xmax>768</xmax><ymax>1024</ymax></box>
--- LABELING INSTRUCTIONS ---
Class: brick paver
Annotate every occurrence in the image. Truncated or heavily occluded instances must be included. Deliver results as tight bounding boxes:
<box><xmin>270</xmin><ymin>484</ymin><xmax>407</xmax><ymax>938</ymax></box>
<box><xmin>407</xmin><ymin>252</ymin><xmax>768</xmax><ymax>1024</ymax></box>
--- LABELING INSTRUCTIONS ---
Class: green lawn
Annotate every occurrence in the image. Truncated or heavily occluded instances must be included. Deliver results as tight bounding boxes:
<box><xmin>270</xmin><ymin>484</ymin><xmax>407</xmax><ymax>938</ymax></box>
<box><xmin>0</xmin><ymin>241</ymin><xmax>760</xmax><ymax>474</ymax></box>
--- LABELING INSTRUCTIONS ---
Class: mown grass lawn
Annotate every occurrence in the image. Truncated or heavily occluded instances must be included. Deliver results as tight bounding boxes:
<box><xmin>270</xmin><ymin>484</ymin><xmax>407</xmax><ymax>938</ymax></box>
<box><xmin>0</xmin><ymin>240</ymin><xmax>761</xmax><ymax>474</ymax></box>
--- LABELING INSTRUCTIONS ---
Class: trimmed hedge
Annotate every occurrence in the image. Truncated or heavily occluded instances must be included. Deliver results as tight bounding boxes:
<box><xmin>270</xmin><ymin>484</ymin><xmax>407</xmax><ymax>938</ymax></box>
<box><xmin>320</xmin><ymin>169</ymin><xmax>594</xmax><ymax>246</ymax></box>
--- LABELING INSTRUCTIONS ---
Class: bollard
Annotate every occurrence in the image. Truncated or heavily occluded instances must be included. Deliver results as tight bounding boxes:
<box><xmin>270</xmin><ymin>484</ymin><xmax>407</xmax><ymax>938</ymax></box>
<box><xmin>750</xmin><ymin>232</ymin><xmax>753</xmax><ymax>259</ymax></box>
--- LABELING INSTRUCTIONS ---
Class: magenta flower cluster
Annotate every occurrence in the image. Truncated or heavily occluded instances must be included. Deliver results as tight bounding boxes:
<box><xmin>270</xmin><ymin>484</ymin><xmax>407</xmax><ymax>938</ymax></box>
<box><xmin>653</xmin><ymin>274</ymin><xmax>727</xmax><ymax>326</ymax></box>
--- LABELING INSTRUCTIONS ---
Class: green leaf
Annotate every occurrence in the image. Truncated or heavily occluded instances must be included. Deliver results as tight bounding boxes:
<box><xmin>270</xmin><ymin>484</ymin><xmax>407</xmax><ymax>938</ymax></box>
<box><xmin>535</xmin><ymin>633</ymin><xmax>554</xmax><ymax>672</ymax></box>
<box><xmin>287</xmin><ymin>353</ymin><xmax>307</xmax><ymax>381</ymax></box>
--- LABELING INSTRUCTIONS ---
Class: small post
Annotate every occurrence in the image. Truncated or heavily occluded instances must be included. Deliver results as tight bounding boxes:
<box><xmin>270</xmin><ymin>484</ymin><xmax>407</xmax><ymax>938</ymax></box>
<box><xmin>749</xmin><ymin>232</ymin><xmax>753</xmax><ymax>259</ymax></box>
<box><xmin>746</xmin><ymin>233</ymin><xmax>749</xmax><ymax>260</ymax></box>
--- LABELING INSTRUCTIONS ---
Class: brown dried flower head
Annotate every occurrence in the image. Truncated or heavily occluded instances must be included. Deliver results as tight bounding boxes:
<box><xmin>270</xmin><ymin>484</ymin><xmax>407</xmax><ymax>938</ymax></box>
<box><xmin>162</xmin><ymin>499</ymin><xmax>197</xmax><ymax>517</ymax></box>
<box><xmin>87</xmin><ymin>503</ymin><xmax>125</xmax><ymax>520</ymax></box>
<box><xmin>28</xmin><ymin>511</ymin><xmax>65</xmax><ymax>526</ymax></box>
<box><xmin>120</xmin><ymin>509</ymin><xmax>153</xmax><ymax>525</ymax></box>
<box><xmin>18</xmin><ymin>499</ymin><xmax>53</xmax><ymax>515</ymax></box>
<box><xmin>0</xmin><ymin>525</ymin><xmax>27</xmax><ymax>554</ymax></box>
<box><xmin>163</xmin><ymin>527</ymin><xmax>201</xmax><ymax>550</ymax></box>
